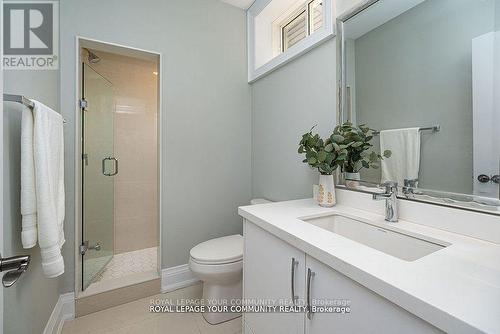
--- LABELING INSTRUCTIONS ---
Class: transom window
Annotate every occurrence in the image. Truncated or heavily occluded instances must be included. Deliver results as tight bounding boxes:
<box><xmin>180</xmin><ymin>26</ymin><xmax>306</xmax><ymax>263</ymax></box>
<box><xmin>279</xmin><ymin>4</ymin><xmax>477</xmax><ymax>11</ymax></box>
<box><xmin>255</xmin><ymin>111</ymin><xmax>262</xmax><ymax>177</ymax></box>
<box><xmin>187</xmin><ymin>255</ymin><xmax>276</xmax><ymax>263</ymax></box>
<box><xmin>279</xmin><ymin>0</ymin><xmax>323</xmax><ymax>52</ymax></box>
<box><xmin>247</xmin><ymin>0</ymin><xmax>333</xmax><ymax>82</ymax></box>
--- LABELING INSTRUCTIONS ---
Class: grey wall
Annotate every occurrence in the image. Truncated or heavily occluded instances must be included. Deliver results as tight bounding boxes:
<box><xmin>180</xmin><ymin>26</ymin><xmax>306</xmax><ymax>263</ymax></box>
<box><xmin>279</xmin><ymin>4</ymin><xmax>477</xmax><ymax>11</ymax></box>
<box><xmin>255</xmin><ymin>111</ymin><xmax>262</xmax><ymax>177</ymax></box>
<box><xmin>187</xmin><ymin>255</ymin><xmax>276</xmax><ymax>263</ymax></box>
<box><xmin>59</xmin><ymin>0</ymin><xmax>251</xmax><ymax>292</ymax></box>
<box><xmin>251</xmin><ymin>39</ymin><xmax>337</xmax><ymax>201</ymax></box>
<box><xmin>497</xmin><ymin>0</ymin><xmax>500</xmax><ymax>30</ymax></box>
<box><xmin>354</xmin><ymin>0</ymin><xmax>496</xmax><ymax>193</ymax></box>
<box><xmin>3</xmin><ymin>71</ymin><xmax>62</xmax><ymax>333</ymax></box>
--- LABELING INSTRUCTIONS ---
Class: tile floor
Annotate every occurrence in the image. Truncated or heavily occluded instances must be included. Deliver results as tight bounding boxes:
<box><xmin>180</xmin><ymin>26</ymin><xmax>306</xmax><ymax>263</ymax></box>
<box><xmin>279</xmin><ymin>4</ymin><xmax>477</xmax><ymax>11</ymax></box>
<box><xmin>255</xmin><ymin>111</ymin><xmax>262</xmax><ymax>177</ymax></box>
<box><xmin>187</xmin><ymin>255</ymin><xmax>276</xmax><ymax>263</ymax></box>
<box><xmin>85</xmin><ymin>247</ymin><xmax>158</xmax><ymax>287</ymax></box>
<box><xmin>63</xmin><ymin>284</ymin><xmax>242</xmax><ymax>334</ymax></box>
<box><xmin>94</xmin><ymin>247</ymin><xmax>158</xmax><ymax>283</ymax></box>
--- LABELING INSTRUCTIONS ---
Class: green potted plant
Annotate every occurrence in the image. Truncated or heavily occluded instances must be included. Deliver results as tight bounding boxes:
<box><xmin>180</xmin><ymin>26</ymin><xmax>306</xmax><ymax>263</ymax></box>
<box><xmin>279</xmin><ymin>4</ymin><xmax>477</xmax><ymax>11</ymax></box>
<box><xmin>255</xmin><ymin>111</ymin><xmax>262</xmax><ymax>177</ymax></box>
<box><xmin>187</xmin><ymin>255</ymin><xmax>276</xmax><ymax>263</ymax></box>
<box><xmin>332</xmin><ymin>122</ymin><xmax>391</xmax><ymax>187</ymax></box>
<box><xmin>298</xmin><ymin>126</ymin><xmax>343</xmax><ymax>207</ymax></box>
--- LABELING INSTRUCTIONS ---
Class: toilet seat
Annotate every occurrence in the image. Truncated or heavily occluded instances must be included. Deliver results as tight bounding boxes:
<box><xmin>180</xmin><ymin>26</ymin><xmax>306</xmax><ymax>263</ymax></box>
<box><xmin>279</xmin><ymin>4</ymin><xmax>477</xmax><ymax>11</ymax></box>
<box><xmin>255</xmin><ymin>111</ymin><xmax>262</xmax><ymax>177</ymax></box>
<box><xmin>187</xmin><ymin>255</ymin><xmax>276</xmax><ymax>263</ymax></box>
<box><xmin>189</xmin><ymin>257</ymin><xmax>243</xmax><ymax>283</ymax></box>
<box><xmin>189</xmin><ymin>234</ymin><xmax>243</xmax><ymax>265</ymax></box>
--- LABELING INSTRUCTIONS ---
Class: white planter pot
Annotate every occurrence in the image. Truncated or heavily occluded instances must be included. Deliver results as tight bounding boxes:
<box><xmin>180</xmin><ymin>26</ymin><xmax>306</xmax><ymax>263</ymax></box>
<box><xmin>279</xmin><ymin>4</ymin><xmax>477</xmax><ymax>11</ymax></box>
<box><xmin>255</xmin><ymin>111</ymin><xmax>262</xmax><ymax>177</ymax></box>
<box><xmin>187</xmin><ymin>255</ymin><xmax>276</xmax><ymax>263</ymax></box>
<box><xmin>345</xmin><ymin>172</ymin><xmax>361</xmax><ymax>188</ymax></box>
<box><xmin>317</xmin><ymin>174</ymin><xmax>336</xmax><ymax>207</ymax></box>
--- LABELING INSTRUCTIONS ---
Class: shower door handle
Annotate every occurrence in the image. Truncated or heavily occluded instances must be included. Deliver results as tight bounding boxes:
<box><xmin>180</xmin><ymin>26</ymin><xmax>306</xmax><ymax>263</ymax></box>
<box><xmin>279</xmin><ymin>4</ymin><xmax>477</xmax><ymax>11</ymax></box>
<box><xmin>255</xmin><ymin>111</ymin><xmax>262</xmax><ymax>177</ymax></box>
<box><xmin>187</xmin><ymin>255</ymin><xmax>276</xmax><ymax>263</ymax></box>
<box><xmin>110</xmin><ymin>157</ymin><xmax>118</xmax><ymax>176</ymax></box>
<box><xmin>102</xmin><ymin>157</ymin><xmax>118</xmax><ymax>176</ymax></box>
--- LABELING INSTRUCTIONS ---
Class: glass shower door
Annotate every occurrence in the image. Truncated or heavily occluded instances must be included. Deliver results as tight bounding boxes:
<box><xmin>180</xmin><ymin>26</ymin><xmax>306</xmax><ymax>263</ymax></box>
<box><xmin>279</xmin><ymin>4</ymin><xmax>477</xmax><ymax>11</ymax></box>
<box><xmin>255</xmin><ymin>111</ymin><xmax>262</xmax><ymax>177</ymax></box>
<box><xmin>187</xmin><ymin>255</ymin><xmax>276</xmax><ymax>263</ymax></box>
<box><xmin>82</xmin><ymin>63</ymin><xmax>115</xmax><ymax>290</ymax></box>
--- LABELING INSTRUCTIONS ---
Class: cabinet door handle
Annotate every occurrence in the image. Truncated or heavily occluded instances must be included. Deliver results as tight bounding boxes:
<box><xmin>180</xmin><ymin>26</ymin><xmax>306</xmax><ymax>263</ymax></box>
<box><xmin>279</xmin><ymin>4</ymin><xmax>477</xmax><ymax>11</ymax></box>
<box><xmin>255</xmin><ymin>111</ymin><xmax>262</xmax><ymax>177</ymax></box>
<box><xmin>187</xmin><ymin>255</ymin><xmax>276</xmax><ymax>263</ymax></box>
<box><xmin>306</xmin><ymin>268</ymin><xmax>315</xmax><ymax>320</ymax></box>
<box><xmin>290</xmin><ymin>258</ymin><xmax>298</xmax><ymax>305</ymax></box>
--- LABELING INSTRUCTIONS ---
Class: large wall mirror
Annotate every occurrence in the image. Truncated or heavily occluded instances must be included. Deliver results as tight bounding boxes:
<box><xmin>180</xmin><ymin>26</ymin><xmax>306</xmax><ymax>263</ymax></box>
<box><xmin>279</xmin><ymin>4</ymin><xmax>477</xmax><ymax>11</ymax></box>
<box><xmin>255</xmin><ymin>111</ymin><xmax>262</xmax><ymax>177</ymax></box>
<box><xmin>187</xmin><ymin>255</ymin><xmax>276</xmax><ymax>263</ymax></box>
<box><xmin>337</xmin><ymin>0</ymin><xmax>500</xmax><ymax>214</ymax></box>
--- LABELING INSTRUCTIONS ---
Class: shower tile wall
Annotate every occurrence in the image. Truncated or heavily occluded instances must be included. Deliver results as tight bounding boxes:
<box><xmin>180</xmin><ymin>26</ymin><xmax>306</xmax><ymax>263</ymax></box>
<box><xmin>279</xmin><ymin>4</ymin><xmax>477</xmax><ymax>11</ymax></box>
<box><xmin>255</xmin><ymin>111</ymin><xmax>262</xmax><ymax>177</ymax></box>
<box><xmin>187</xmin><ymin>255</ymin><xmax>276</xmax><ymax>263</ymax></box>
<box><xmin>87</xmin><ymin>51</ymin><xmax>158</xmax><ymax>254</ymax></box>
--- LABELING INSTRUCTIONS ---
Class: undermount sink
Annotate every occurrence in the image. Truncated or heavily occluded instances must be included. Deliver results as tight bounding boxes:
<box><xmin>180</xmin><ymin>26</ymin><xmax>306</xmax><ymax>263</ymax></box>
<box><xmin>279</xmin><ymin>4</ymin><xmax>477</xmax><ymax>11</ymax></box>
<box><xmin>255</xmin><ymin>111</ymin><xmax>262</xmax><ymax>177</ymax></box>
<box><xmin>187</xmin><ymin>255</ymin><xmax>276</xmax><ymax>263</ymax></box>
<box><xmin>302</xmin><ymin>214</ymin><xmax>449</xmax><ymax>261</ymax></box>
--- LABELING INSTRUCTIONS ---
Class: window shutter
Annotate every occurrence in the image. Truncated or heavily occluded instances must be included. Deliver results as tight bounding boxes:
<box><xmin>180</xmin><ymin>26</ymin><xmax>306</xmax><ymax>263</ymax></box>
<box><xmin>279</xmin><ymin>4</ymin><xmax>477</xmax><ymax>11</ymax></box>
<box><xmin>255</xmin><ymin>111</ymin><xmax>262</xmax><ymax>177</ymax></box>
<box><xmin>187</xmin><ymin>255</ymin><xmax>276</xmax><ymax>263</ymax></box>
<box><xmin>309</xmin><ymin>0</ymin><xmax>323</xmax><ymax>33</ymax></box>
<box><xmin>282</xmin><ymin>10</ymin><xmax>307</xmax><ymax>51</ymax></box>
<box><xmin>280</xmin><ymin>0</ymin><xmax>323</xmax><ymax>53</ymax></box>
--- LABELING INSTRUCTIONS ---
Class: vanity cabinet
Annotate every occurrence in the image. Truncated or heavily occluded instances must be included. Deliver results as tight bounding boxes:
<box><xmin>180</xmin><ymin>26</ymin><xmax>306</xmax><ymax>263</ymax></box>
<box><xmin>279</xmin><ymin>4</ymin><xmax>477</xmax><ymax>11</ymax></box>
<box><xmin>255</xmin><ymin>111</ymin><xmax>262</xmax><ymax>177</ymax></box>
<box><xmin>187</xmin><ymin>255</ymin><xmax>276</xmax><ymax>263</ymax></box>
<box><xmin>243</xmin><ymin>220</ymin><xmax>442</xmax><ymax>334</ymax></box>
<box><xmin>243</xmin><ymin>221</ymin><xmax>306</xmax><ymax>334</ymax></box>
<box><xmin>305</xmin><ymin>255</ymin><xmax>442</xmax><ymax>334</ymax></box>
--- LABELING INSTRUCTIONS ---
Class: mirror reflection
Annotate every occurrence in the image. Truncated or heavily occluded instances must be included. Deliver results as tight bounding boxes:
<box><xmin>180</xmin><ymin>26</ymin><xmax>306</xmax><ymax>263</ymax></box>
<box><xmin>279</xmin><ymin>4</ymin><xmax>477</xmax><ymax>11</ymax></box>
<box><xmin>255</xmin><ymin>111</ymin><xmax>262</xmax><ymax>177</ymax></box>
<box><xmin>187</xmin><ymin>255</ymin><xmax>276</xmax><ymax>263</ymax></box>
<box><xmin>339</xmin><ymin>0</ymin><xmax>500</xmax><ymax>206</ymax></box>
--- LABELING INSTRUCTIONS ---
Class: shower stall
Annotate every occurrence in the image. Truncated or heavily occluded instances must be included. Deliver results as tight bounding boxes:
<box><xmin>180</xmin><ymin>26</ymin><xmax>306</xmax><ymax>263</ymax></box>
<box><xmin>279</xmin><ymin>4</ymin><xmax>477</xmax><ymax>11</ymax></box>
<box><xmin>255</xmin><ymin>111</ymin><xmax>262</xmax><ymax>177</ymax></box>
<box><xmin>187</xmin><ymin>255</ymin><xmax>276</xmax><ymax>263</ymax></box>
<box><xmin>77</xmin><ymin>40</ymin><xmax>160</xmax><ymax>295</ymax></box>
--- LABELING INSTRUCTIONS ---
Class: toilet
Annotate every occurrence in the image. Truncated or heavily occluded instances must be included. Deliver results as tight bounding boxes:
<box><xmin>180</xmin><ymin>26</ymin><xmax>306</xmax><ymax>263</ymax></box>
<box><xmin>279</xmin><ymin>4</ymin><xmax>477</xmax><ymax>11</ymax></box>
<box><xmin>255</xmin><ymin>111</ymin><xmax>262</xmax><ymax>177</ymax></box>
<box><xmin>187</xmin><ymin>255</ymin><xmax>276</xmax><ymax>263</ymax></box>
<box><xmin>189</xmin><ymin>198</ymin><xmax>270</xmax><ymax>324</ymax></box>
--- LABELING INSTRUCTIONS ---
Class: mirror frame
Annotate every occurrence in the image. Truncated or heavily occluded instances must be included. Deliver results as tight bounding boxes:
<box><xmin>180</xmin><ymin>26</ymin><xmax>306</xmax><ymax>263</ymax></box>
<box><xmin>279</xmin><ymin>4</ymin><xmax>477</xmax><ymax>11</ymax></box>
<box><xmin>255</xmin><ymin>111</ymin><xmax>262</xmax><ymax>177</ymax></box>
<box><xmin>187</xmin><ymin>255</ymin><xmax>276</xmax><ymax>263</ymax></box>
<box><xmin>335</xmin><ymin>0</ymin><xmax>500</xmax><ymax>216</ymax></box>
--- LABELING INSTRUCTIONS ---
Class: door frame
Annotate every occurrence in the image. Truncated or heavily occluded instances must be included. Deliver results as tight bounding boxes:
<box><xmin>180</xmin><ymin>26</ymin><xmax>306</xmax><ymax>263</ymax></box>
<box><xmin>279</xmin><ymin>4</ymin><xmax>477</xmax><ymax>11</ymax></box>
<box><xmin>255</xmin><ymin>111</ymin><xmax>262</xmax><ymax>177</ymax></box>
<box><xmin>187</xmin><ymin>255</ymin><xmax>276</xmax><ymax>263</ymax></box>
<box><xmin>0</xmin><ymin>2</ymin><xmax>4</xmax><ymax>331</ymax></box>
<box><xmin>472</xmin><ymin>31</ymin><xmax>499</xmax><ymax>199</ymax></box>
<box><xmin>0</xmin><ymin>76</ymin><xmax>3</xmax><ymax>334</ymax></box>
<box><xmin>74</xmin><ymin>36</ymin><xmax>163</xmax><ymax>298</ymax></box>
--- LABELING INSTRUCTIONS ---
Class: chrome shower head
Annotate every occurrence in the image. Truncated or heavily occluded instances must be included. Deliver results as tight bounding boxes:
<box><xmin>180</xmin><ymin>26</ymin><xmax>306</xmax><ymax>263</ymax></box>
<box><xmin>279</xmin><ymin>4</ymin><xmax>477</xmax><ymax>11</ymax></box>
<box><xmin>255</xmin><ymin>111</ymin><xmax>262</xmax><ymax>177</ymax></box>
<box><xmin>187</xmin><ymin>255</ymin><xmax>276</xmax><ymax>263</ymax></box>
<box><xmin>86</xmin><ymin>49</ymin><xmax>101</xmax><ymax>64</ymax></box>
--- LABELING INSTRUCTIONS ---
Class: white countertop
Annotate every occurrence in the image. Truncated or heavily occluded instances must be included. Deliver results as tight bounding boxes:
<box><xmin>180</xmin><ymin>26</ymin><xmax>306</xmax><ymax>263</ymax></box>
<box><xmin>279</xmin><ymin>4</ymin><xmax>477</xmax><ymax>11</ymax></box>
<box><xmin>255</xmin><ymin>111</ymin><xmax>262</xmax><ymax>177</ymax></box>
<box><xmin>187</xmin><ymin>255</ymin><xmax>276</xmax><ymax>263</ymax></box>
<box><xmin>238</xmin><ymin>199</ymin><xmax>500</xmax><ymax>334</ymax></box>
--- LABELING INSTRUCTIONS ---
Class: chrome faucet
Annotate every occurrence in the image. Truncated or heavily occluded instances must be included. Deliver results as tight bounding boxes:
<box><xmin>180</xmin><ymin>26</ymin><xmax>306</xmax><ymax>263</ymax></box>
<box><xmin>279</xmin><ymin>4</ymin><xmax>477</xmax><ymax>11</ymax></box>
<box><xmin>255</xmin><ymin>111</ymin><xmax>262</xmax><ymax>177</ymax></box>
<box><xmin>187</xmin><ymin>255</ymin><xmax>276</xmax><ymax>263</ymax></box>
<box><xmin>372</xmin><ymin>181</ymin><xmax>399</xmax><ymax>222</ymax></box>
<box><xmin>402</xmin><ymin>179</ymin><xmax>418</xmax><ymax>197</ymax></box>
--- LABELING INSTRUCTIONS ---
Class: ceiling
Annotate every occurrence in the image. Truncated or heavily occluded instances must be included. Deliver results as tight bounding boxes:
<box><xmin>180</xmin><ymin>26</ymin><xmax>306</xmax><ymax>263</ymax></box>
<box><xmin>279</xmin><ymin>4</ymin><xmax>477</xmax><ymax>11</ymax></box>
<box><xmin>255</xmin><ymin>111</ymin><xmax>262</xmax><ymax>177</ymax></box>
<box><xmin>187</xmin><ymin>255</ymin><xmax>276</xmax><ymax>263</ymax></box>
<box><xmin>220</xmin><ymin>0</ymin><xmax>255</xmax><ymax>10</ymax></box>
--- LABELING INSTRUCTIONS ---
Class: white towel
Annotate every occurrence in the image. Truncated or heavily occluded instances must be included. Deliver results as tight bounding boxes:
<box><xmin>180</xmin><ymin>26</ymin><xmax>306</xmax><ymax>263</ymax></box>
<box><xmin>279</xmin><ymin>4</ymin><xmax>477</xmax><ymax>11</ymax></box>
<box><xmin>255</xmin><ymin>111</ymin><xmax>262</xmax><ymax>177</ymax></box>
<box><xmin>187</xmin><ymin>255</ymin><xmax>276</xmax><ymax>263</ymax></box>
<box><xmin>21</xmin><ymin>108</ymin><xmax>37</xmax><ymax>248</ymax></box>
<box><xmin>380</xmin><ymin>127</ymin><xmax>421</xmax><ymax>186</ymax></box>
<box><xmin>21</xmin><ymin>100</ymin><xmax>65</xmax><ymax>278</ymax></box>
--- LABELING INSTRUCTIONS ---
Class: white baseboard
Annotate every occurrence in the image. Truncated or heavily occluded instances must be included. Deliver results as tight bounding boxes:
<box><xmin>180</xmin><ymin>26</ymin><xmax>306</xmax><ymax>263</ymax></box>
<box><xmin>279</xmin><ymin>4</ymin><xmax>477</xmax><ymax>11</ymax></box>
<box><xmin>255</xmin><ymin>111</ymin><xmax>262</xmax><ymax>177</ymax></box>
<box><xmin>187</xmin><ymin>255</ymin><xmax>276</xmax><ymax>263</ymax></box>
<box><xmin>161</xmin><ymin>264</ymin><xmax>199</xmax><ymax>293</ymax></box>
<box><xmin>43</xmin><ymin>292</ymin><xmax>75</xmax><ymax>334</ymax></box>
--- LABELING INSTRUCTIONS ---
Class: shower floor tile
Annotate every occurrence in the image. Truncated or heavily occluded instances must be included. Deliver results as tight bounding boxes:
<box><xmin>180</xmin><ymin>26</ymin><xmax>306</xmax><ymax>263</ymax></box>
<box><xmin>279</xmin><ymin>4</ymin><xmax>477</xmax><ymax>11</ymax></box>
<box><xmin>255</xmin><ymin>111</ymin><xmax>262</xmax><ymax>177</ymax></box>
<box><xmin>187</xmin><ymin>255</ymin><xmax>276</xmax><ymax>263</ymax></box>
<box><xmin>93</xmin><ymin>247</ymin><xmax>158</xmax><ymax>284</ymax></box>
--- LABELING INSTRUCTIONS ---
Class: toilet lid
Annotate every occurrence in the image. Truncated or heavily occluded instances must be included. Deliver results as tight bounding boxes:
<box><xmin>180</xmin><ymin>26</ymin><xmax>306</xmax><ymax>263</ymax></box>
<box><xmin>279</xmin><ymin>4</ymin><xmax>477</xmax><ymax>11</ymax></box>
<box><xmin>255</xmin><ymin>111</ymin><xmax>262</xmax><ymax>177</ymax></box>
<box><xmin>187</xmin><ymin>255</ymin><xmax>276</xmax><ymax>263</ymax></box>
<box><xmin>190</xmin><ymin>235</ymin><xmax>243</xmax><ymax>265</ymax></box>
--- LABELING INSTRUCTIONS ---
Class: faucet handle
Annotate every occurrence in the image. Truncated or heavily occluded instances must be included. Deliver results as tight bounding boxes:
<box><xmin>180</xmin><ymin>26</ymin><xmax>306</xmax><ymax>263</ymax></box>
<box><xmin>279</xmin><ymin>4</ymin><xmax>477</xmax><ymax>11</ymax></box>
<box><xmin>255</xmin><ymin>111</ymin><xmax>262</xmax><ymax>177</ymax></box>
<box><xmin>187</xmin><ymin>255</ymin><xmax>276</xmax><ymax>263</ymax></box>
<box><xmin>404</xmin><ymin>179</ymin><xmax>418</xmax><ymax>187</ymax></box>
<box><xmin>381</xmin><ymin>181</ymin><xmax>398</xmax><ymax>192</ymax></box>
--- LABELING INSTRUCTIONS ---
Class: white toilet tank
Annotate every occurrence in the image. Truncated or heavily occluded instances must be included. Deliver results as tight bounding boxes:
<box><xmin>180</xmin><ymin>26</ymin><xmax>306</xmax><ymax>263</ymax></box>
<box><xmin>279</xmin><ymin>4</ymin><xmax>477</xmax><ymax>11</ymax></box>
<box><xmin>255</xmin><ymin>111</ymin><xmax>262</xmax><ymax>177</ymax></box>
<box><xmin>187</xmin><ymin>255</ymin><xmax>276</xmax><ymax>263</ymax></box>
<box><xmin>250</xmin><ymin>198</ymin><xmax>271</xmax><ymax>205</ymax></box>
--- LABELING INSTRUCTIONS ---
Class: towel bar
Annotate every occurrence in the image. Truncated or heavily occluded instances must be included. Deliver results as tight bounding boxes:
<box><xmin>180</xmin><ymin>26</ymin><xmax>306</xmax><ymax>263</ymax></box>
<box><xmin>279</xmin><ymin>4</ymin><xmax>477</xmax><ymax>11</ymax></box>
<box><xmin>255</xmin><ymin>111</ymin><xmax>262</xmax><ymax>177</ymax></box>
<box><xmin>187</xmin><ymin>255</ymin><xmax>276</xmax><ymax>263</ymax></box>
<box><xmin>372</xmin><ymin>125</ymin><xmax>440</xmax><ymax>136</ymax></box>
<box><xmin>3</xmin><ymin>93</ymin><xmax>67</xmax><ymax>123</ymax></box>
